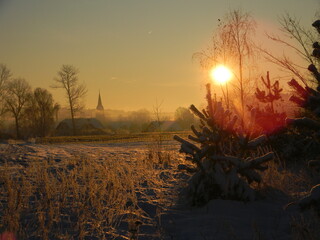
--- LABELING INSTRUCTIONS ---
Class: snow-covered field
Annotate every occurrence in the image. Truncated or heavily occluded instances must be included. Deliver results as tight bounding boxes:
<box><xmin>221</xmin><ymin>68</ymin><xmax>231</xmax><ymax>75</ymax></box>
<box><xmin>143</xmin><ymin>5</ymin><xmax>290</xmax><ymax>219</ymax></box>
<box><xmin>0</xmin><ymin>141</ymin><xmax>318</xmax><ymax>239</ymax></box>
<box><xmin>0</xmin><ymin>141</ymin><xmax>179</xmax><ymax>165</ymax></box>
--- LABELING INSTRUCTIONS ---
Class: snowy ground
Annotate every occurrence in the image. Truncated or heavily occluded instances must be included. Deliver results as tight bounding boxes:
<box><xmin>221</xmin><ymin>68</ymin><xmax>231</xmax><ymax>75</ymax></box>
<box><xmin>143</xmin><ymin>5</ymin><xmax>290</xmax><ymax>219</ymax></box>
<box><xmin>0</xmin><ymin>141</ymin><xmax>316</xmax><ymax>239</ymax></box>
<box><xmin>0</xmin><ymin>141</ymin><xmax>179</xmax><ymax>164</ymax></box>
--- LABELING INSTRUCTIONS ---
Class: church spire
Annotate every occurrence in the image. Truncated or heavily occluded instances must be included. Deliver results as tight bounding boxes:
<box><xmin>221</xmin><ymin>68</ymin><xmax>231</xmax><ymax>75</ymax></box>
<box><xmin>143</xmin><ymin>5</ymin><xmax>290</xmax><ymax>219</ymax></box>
<box><xmin>96</xmin><ymin>91</ymin><xmax>104</xmax><ymax>110</ymax></box>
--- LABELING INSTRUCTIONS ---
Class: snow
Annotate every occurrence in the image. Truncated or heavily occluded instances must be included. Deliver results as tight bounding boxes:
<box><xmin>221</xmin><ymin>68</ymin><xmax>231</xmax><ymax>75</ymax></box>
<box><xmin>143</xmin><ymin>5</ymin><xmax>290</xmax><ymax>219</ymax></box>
<box><xmin>162</xmin><ymin>197</ymin><xmax>293</xmax><ymax>240</ymax></box>
<box><xmin>0</xmin><ymin>141</ymin><xmax>316</xmax><ymax>239</ymax></box>
<box><xmin>0</xmin><ymin>141</ymin><xmax>179</xmax><ymax>165</ymax></box>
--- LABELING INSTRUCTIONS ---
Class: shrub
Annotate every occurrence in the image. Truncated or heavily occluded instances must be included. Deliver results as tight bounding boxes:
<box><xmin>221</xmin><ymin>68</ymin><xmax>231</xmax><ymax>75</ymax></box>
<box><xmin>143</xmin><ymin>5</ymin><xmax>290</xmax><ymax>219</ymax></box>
<box><xmin>174</xmin><ymin>84</ymin><xmax>274</xmax><ymax>206</ymax></box>
<box><xmin>286</xmin><ymin>19</ymin><xmax>320</xmax><ymax>214</ymax></box>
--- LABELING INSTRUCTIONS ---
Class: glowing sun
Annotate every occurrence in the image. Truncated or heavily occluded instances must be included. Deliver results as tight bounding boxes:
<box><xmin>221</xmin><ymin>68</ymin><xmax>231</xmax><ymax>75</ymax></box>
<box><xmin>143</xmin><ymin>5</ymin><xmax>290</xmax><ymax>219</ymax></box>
<box><xmin>210</xmin><ymin>65</ymin><xmax>233</xmax><ymax>85</ymax></box>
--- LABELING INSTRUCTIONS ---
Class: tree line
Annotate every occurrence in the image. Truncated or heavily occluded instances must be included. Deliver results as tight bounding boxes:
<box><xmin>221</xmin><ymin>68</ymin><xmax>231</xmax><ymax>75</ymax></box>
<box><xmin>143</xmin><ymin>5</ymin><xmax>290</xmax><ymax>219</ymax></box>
<box><xmin>0</xmin><ymin>63</ymin><xmax>196</xmax><ymax>139</ymax></box>
<box><xmin>0</xmin><ymin>64</ymin><xmax>86</xmax><ymax>139</ymax></box>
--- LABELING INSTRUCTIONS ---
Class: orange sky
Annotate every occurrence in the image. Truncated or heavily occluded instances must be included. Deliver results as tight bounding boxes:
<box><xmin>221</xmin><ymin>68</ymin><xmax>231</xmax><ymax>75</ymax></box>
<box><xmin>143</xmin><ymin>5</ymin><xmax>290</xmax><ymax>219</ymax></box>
<box><xmin>0</xmin><ymin>0</ymin><xmax>319</xmax><ymax>112</ymax></box>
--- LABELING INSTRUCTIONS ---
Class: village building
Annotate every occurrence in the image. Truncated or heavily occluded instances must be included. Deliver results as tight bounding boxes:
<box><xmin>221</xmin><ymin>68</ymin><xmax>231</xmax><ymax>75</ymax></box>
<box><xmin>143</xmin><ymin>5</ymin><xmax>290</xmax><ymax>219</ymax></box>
<box><xmin>55</xmin><ymin>118</ymin><xmax>105</xmax><ymax>136</ymax></box>
<box><xmin>55</xmin><ymin>92</ymin><xmax>106</xmax><ymax>136</ymax></box>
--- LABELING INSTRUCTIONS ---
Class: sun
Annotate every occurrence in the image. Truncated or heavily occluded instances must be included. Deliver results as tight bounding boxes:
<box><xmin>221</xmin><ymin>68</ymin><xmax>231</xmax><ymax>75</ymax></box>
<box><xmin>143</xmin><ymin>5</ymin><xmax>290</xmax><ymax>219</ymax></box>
<box><xmin>210</xmin><ymin>65</ymin><xmax>233</xmax><ymax>85</ymax></box>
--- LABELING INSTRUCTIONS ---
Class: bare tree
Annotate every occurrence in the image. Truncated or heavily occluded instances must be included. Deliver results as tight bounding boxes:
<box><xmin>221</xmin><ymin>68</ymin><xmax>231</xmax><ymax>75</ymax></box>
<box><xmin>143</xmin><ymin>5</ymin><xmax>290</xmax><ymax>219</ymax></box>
<box><xmin>225</xmin><ymin>10</ymin><xmax>257</xmax><ymax>117</ymax></box>
<box><xmin>0</xmin><ymin>64</ymin><xmax>12</xmax><ymax>116</ymax></box>
<box><xmin>5</xmin><ymin>78</ymin><xmax>32</xmax><ymax>138</ymax></box>
<box><xmin>153</xmin><ymin>99</ymin><xmax>164</xmax><ymax>132</ymax></box>
<box><xmin>53</xmin><ymin>65</ymin><xmax>87</xmax><ymax>135</ymax></box>
<box><xmin>260</xmin><ymin>14</ymin><xmax>319</xmax><ymax>86</ymax></box>
<box><xmin>24</xmin><ymin>88</ymin><xmax>60</xmax><ymax>137</ymax></box>
<box><xmin>193</xmin><ymin>10</ymin><xmax>257</xmax><ymax>126</ymax></box>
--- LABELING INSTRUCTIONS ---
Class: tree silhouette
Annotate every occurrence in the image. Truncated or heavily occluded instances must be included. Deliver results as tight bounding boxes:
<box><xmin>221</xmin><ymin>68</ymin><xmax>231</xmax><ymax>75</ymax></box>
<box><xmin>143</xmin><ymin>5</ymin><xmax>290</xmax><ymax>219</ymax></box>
<box><xmin>24</xmin><ymin>88</ymin><xmax>60</xmax><ymax>137</ymax></box>
<box><xmin>0</xmin><ymin>64</ymin><xmax>11</xmax><ymax>117</ymax></box>
<box><xmin>285</xmin><ymin>19</ymin><xmax>320</xmax><ymax>214</ymax></box>
<box><xmin>53</xmin><ymin>65</ymin><xmax>87</xmax><ymax>135</ymax></box>
<box><xmin>174</xmin><ymin>84</ymin><xmax>274</xmax><ymax>205</ymax></box>
<box><xmin>260</xmin><ymin>14</ymin><xmax>319</xmax><ymax>86</ymax></box>
<box><xmin>250</xmin><ymin>72</ymin><xmax>286</xmax><ymax>135</ymax></box>
<box><xmin>5</xmin><ymin>78</ymin><xmax>32</xmax><ymax>138</ymax></box>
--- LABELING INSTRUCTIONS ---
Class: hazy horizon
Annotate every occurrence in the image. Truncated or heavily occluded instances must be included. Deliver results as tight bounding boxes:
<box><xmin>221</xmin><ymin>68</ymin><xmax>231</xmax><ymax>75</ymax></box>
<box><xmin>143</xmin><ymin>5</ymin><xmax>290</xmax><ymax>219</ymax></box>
<box><xmin>0</xmin><ymin>0</ymin><xmax>319</xmax><ymax>112</ymax></box>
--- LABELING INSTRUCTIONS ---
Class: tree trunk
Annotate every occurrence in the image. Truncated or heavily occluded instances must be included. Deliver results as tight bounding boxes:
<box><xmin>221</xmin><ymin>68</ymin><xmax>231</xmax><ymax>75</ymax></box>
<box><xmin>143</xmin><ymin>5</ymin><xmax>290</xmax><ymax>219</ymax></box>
<box><xmin>239</xmin><ymin>54</ymin><xmax>245</xmax><ymax>128</ymax></box>
<box><xmin>14</xmin><ymin>116</ymin><xmax>20</xmax><ymax>139</ymax></box>
<box><xmin>69</xmin><ymin>96</ymin><xmax>76</xmax><ymax>136</ymax></box>
<box><xmin>71</xmin><ymin>110</ymin><xmax>76</xmax><ymax>136</ymax></box>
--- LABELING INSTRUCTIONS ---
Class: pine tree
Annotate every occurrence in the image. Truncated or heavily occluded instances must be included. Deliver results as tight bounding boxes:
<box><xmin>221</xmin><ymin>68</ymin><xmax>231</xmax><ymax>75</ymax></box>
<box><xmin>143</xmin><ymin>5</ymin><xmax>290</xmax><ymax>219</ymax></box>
<box><xmin>250</xmin><ymin>71</ymin><xmax>286</xmax><ymax>135</ymax></box>
<box><xmin>174</xmin><ymin>83</ymin><xmax>274</xmax><ymax>205</ymax></box>
<box><xmin>286</xmin><ymin>19</ymin><xmax>320</xmax><ymax>214</ymax></box>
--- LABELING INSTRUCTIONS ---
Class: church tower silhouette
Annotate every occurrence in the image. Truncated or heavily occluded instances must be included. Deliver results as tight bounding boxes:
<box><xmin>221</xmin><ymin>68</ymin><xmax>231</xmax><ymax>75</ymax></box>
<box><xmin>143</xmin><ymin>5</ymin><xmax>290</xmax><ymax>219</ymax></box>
<box><xmin>96</xmin><ymin>91</ymin><xmax>105</xmax><ymax>121</ymax></box>
<box><xmin>96</xmin><ymin>91</ymin><xmax>104</xmax><ymax>110</ymax></box>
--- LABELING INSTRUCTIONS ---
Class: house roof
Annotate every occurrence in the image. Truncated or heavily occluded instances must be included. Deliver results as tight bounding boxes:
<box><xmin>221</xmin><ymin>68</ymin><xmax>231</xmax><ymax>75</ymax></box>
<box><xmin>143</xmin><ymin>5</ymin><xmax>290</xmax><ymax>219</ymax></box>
<box><xmin>57</xmin><ymin>118</ymin><xmax>104</xmax><ymax>129</ymax></box>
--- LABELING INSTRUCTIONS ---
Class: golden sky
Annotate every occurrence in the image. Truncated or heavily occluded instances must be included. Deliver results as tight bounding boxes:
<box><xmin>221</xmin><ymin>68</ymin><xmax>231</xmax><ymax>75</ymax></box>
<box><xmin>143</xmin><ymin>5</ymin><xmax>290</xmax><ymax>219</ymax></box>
<box><xmin>0</xmin><ymin>0</ymin><xmax>319</xmax><ymax>111</ymax></box>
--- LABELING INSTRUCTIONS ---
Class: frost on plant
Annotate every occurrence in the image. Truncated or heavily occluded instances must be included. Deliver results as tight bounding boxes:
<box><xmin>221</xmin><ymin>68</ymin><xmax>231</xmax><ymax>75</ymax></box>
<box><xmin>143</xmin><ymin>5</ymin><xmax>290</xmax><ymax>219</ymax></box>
<box><xmin>174</xmin><ymin>84</ymin><xmax>274</xmax><ymax>206</ymax></box>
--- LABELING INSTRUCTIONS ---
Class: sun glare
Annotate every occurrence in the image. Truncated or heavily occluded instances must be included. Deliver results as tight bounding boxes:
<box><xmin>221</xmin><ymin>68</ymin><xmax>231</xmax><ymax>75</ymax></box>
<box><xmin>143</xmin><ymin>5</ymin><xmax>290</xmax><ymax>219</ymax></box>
<box><xmin>210</xmin><ymin>65</ymin><xmax>233</xmax><ymax>85</ymax></box>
